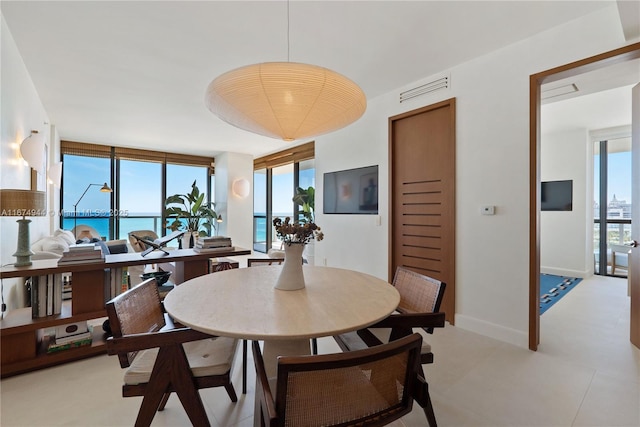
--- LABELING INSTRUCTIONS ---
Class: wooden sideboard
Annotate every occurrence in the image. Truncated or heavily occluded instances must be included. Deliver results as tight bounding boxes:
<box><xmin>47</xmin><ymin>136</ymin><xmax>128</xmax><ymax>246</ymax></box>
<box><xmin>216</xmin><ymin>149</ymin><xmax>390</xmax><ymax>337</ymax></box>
<box><xmin>0</xmin><ymin>247</ymin><xmax>250</xmax><ymax>377</ymax></box>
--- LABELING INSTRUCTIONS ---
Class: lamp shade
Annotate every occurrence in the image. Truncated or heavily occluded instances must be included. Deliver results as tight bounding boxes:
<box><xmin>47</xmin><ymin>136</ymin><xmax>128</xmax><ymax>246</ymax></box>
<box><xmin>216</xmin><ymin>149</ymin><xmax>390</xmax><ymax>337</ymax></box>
<box><xmin>205</xmin><ymin>62</ymin><xmax>366</xmax><ymax>142</ymax></box>
<box><xmin>20</xmin><ymin>131</ymin><xmax>45</xmax><ymax>173</ymax></box>
<box><xmin>0</xmin><ymin>189</ymin><xmax>46</xmax><ymax>217</ymax></box>
<box><xmin>48</xmin><ymin>162</ymin><xmax>63</xmax><ymax>187</ymax></box>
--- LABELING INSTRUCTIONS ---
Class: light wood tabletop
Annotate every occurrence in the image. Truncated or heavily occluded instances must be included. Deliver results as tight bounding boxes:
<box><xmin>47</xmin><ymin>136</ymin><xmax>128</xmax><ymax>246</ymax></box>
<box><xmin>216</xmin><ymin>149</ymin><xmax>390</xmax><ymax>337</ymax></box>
<box><xmin>164</xmin><ymin>265</ymin><xmax>400</xmax><ymax>376</ymax></box>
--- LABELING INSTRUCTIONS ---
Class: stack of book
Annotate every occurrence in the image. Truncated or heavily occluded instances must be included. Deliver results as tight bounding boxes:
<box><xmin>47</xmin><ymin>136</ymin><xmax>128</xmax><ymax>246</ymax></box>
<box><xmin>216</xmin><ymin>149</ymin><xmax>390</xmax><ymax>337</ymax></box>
<box><xmin>58</xmin><ymin>243</ymin><xmax>105</xmax><ymax>265</ymax></box>
<box><xmin>194</xmin><ymin>236</ymin><xmax>233</xmax><ymax>253</ymax></box>
<box><xmin>46</xmin><ymin>321</ymin><xmax>93</xmax><ymax>353</ymax></box>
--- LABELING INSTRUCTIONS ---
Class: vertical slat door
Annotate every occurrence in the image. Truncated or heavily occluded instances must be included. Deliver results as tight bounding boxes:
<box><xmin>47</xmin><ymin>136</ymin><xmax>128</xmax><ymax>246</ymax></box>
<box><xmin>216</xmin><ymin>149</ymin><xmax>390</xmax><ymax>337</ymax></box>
<box><xmin>390</xmin><ymin>99</ymin><xmax>456</xmax><ymax>324</ymax></box>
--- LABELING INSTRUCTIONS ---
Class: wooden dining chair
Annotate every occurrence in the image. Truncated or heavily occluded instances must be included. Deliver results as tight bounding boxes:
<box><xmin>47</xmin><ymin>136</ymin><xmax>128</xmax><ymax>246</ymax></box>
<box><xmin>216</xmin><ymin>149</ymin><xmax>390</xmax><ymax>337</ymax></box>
<box><xmin>246</xmin><ymin>257</ymin><xmax>284</xmax><ymax>266</ymax></box>
<box><xmin>253</xmin><ymin>333</ymin><xmax>423</xmax><ymax>427</ymax></box>
<box><xmin>333</xmin><ymin>266</ymin><xmax>446</xmax><ymax>427</ymax></box>
<box><xmin>105</xmin><ymin>278</ymin><xmax>239</xmax><ymax>427</ymax></box>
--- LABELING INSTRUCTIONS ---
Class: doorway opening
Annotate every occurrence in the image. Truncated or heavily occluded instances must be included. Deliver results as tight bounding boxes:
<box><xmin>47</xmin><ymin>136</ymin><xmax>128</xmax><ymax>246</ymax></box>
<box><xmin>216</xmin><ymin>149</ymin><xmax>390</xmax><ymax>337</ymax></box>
<box><xmin>529</xmin><ymin>42</ymin><xmax>640</xmax><ymax>351</ymax></box>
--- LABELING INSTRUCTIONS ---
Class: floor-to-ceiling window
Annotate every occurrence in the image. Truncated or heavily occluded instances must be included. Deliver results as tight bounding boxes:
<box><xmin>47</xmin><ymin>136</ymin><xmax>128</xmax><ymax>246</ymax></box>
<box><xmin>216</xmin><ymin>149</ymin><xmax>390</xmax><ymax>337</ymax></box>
<box><xmin>60</xmin><ymin>141</ymin><xmax>214</xmax><ymax>243</ymax></box>
<box><xmin>594</xmin><ymin>135</ymin><xmax>632</xmax><ymax>277</ymax></box>
<box><xmin>253</xmin><ymin>142</ymin><xmax>315</xmax><ymax>253</ymax></box>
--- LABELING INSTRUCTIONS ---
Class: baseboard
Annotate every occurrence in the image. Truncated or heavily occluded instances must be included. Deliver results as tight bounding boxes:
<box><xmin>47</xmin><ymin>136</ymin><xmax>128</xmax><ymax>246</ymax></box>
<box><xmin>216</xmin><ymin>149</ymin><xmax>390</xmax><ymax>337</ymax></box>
<box><xmin>540</xmin><ymin>266</ymin><xmax>589</xmax><ymax>279</ymax></box>
<box><xmin>455</xmin><ymin>314</ymin><xmax>529</xmax><ymax>349</ymax></box>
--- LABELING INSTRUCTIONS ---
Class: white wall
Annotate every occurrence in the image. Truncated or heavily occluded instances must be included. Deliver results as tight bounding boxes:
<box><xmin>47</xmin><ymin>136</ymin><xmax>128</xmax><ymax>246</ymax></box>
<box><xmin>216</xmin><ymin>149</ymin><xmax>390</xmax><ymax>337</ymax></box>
<box><xmin>540</xmin><ymin>129</ymin><xmax>591</xmax><ymax>278</ymax></box>
<box><xmin>1</xmin><ymin>13</ymin><xmax>52</xmax><ymax>310</ymax></box>
<box><xmin>314</xmin><ymin>5</ymin><xmax>627</xmax><ymax>348</ymax></box>
<box><xmin>214</xmin><ymin>152</ymin><xmax>253</xmax><ymax>251</ymax></box>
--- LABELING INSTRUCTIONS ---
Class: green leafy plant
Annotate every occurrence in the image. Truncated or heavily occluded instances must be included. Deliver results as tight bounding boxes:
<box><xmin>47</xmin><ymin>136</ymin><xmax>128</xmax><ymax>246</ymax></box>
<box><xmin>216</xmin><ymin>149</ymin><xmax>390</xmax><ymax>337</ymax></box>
<box><xmin>292</xmin><ymin>186</ymin><xmax>315</xmax><ymax>223</ymax></box>
<box><xmin>164</xmin><ymin>180</ymin><xmax>217</xmax><ymax>237</ymax></box>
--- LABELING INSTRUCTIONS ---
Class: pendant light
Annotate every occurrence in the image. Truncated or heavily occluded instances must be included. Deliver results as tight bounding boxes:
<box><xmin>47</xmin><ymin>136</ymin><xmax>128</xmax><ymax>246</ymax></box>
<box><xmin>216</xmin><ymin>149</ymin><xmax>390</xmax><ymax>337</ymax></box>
<box><xmin>205</xmin><ymin>2</ymin><xmax>366</xmax><ymax>142</ymax></box>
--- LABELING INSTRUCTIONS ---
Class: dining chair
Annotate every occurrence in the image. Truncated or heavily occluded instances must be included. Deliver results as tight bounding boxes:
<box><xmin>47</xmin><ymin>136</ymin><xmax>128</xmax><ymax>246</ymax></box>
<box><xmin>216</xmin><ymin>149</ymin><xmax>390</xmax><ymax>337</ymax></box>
<box><xmin>246</xmin><ymin>257</ymin><xmax>284</xmax><ymax>266</ymax></box>
<box><xmin>333</xmin><ymin>266</ymin><xmax>446</xmax><ymax>427</ymax></box>
<box><xmin>105</xmin><ymin>278</ymin><xmax>239</xmax><ymax>427</ymax></box>
<box><xmin>253</xmin><ymin>333</ymin><xmax>423</xmax><ymax>427</ymax></box>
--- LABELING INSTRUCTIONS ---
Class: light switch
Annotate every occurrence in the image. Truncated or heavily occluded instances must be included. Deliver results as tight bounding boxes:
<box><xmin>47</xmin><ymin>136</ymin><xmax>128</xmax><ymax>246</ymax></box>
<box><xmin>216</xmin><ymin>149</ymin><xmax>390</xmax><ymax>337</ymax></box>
<box><xmin>481</xmin><ymin>205</ymin><xmax>495</xmax><ymax>215</ymax></box>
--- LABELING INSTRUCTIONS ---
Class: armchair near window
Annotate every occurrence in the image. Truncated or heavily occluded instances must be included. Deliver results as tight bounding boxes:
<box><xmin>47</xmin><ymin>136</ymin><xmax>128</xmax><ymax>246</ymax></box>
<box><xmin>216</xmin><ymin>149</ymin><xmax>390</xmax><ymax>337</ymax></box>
<box><xmin>253</xmin><ymin>333</ymin><xmax>423</xmax><ymax>427</ymax></box>
<box><xmin>334</xmin><ymin>266</ymin><xmax>446</xmax><ymax>427</ymax></box>
<box><xmin>105</xmin><ymin>278</ymin><xmax>239</xmax><ymax>427</ymax></box>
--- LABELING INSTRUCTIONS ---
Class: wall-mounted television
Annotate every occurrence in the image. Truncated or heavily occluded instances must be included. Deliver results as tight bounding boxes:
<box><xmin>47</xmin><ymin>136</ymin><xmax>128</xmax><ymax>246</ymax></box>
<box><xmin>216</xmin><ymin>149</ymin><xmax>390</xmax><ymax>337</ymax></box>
<box><xmin>541</xmin><ymin>180</ymin><xmax>573</xmax><ymax>211</ymax></box>
<box><xmin>323</xmin><ymin>165</ymin><xmax>378</xmax><ymax>214</ymax></box>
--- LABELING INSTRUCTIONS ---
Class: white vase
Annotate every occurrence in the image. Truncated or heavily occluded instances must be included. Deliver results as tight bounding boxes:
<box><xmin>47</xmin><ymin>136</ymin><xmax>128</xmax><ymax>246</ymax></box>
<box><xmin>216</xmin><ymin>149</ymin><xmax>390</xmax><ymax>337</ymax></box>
<box><xmin>274</xmin><ymin>243</ymin><xmax>305</xmax><ymax>291</ymax></box>
<box><xmin>182</xmin><ymin>230</ymin><xmax>197</xmax><ymax>249</ymax></box>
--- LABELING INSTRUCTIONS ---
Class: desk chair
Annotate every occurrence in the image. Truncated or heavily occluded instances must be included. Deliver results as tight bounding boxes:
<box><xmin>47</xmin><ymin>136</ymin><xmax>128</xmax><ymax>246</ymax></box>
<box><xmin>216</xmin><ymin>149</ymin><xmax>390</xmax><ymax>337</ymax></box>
<box><xmin>106</xmin><ymin>278</ymin><xmax>239</xmax><ymax>427</ymax></box>
<box><xmin>253</xmin><ymin>333</ymin><xmax>423</xmax><ymax>427</ymax></box>
<box><xmin>334</xmin><ymin>266</ymin><xmax>446</xmax><ymax>427</ymax></box>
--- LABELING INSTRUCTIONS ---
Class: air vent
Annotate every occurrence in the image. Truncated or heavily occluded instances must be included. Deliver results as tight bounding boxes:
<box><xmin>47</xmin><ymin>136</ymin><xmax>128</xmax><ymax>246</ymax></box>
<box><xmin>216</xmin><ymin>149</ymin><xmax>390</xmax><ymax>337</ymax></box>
<box><xmin>400</xmin><ymin>76</ymin><xmax>449</xmax><ymax>103</ymax></box>
<box><xmin>541</xmin><ymin>83</ymin><xmax>578</xmax><ymax>100</ymax></box>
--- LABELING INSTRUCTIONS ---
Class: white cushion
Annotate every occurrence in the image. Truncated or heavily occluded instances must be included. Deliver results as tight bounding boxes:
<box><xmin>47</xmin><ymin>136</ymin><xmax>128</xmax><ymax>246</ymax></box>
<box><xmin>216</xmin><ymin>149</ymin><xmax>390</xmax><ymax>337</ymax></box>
<box><xmin>53</xmin><ymin>229</ymin><xmax>75</xmax><ymax>245</ymax></box>
<box><xmin>123</xmin><ymin>337</ymin><xmax>238</xmax><ymax>385</ymax></box>
<box><xmin>35</xmin><ymin>236</ymin><xmax>70</xmax><ymax>255</ymax></box>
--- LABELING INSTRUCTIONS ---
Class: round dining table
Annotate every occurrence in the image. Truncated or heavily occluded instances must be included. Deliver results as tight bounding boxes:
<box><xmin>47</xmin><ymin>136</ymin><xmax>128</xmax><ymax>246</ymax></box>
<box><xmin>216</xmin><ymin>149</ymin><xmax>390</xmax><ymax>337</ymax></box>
<box><xmin>163</xmin><ymin>265</ymin><xmax>400</xmax><ymax>377</ymax></box>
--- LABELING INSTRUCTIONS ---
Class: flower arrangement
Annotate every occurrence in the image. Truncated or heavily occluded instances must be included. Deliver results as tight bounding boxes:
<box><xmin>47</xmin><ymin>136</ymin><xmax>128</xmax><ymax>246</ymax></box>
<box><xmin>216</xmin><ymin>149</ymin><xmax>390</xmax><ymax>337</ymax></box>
<box><xmin>273</xmin><ymin>216</ymin><xmax>324</xmax><ymax>246</ymax></box>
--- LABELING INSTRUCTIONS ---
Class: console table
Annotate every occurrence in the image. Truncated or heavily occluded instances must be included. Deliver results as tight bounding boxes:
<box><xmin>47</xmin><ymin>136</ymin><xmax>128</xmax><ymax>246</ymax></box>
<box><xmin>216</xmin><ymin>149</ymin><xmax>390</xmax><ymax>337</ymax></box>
<box><xmin>0</xmin><ymin>247</ymin><xmax>249</xmax><ymax>377</ymax></box>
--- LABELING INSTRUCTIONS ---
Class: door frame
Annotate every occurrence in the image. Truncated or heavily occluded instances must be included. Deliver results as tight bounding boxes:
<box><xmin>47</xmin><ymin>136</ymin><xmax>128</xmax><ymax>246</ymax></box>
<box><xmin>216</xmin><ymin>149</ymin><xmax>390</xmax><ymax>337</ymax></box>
<box><xmin>529</xmin><ymin>42</ymin><xmax>640</xmax><ymax>350</ymax></box>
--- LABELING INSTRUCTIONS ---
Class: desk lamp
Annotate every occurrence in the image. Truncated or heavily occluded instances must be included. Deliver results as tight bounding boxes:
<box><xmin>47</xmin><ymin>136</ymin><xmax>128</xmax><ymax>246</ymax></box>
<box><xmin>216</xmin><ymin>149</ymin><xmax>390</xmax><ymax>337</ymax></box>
<box><xmin>0</xmin><ymin>189</ymin><xmax>46</xmax><ymax>266</ymax></box>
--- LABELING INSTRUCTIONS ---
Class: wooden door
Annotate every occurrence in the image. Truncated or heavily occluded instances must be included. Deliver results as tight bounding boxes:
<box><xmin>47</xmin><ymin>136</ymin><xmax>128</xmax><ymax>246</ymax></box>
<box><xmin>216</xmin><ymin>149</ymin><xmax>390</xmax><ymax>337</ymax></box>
<box><xmin>389</xmin><ymin>98</ymin><xmax>456</xmax><ymax>324</ymax></box>
<box><xmin>631</xmin><ymin>83</ymin><xmax>640</xmax><ymax>349</ymax></box>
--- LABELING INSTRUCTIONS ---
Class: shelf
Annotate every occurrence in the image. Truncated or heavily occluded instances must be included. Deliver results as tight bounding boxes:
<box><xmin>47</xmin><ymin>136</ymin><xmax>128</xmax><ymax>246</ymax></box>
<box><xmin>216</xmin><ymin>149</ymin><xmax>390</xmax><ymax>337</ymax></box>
<box><xmin>0</xmin><ymin>247</ymin><xmax>250</xmax><ymax>378</ymax></box>
<box><xmin>2</xmin><ymin>327</ymin><xmax>107</xmax><ymax>378</ymax></box>
<box><xmin>0</xmin><ymin>301</ymin><xmax>106</xmax><ymax>335</ymax></box>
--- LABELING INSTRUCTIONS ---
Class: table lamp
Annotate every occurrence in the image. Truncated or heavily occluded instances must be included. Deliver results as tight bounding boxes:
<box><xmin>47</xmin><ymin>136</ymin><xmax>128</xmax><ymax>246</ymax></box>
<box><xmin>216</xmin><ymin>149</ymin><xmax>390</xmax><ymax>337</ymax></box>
<box><xmin>0</xmin><ymin>189</ymin><xmax>46</xmax><ymax>266</ymax></box>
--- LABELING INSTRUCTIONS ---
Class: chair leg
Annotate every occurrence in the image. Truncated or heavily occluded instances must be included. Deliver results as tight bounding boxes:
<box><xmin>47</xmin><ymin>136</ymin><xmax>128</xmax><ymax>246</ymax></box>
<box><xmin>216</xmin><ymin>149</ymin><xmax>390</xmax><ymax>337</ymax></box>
<box><xmin>157</xmin><ymin>393</ymin><xmax>171</xmax><ymax>411</ymax></box>
<box><xmin>160</xmin><ymin>345</ymin><xmax>211</xmax><ymax>427</ymax></box>
<box><xmin>312</xmin><ymin>338</ymin><xmax>318</xmax><ymax>355</ymax></box>
<box><xmin>242</xmin><ymin>339</ymin><xmax>248</xmax><ymax>394</ymax></box>
<box><xmin>224</xmin><ymin>383</ymin><xmax>239</xmax><ymax>402</ymax></box>
<box><xmin>422</xmin><ymin>391</ymin><xmax>438</xmax><ymax>427</ymax></box>
<box><xmin>414</xmin><ymin>366</ymin><xmax>438</xmax><ymax>427</ymax></box>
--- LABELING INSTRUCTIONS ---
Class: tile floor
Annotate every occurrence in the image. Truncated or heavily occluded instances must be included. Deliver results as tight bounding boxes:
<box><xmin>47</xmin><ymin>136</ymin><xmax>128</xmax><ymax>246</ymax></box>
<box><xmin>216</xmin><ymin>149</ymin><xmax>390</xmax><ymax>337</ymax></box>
<box><xmin>1</xmin><ymin>274</ymin><xmax>638</xmax><ymax>426</ymax></box>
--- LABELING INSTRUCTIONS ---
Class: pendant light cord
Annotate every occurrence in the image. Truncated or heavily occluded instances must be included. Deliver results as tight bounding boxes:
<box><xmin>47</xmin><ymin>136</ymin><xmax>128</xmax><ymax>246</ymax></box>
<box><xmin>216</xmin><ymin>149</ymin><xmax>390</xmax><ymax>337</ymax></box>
<box><xmin>287</xmin><ymin>0</ymin><xmax>290</xmax><ymax>62</ymax></box>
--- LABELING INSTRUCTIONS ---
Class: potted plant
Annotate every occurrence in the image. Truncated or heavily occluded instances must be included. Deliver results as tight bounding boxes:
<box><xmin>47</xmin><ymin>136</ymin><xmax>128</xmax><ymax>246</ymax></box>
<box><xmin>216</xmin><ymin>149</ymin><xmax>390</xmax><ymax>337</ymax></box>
<box><xmin>164</xmin><ymin>180</ymin><xmax>217</xmax><ymax>248</ymax></box>
<box><xmin>292</xmin><ymin>186</ymin><xmax>315</xmax><ymax>223</ymax></box>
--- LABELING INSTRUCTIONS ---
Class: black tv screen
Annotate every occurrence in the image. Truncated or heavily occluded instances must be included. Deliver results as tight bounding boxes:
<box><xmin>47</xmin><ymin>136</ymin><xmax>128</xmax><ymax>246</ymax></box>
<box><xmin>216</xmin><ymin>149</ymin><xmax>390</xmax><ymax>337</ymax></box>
<box><xmin>541</xmin><ymin>180</ymin><xmax>572</xmax><ymax>211</ymax></box>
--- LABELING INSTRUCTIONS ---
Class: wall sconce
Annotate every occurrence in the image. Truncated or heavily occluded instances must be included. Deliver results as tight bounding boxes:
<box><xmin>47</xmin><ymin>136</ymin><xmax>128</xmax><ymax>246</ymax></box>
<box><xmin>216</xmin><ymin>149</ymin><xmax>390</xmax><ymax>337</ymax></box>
<box><xmin>48</xmin><ymin>162</ymin><xmax>63</xmax><ymax>187</ymax></box>
<box><xmin>20</xmin><ymin>130</ymin><xmax>45</xmax><ymax>173</ymax></box>
<box><xmin>232</xmin><ymin>178</ymin><xmax>250</xmax><ymax>199</ymax></box>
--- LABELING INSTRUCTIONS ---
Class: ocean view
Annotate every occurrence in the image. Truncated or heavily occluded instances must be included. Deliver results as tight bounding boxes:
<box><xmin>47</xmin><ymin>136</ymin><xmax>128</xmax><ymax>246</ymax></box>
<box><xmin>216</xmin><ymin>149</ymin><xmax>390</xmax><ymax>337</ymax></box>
<box><xmin>61</xmin><ymin>212</ymin><xmax>289</xmax><ymax>243</ymax></box>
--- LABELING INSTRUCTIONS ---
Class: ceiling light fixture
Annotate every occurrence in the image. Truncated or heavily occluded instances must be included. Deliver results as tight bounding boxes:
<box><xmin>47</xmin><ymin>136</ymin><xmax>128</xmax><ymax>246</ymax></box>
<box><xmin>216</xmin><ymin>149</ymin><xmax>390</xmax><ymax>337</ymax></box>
<box><xmin>204</xmin><ymin>1</ymin><xmax>366</xmax><ymax>142</ymax></box>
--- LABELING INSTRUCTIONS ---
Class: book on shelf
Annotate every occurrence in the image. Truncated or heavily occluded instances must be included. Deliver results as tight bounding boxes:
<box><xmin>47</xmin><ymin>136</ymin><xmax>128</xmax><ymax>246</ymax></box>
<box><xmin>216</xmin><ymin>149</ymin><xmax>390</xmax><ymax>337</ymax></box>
<box><xmin>196</xmin><ymin>237</ymin><xmax>231</xmax><ymax>246</ymax></box>
<box><xmin>29</xmin><ymin>274</ymin><xmax>64</xmax><ymax>318</ymax></box>
<box><xmin>46</xmin><ymin>334</ymin><xmax>93</xmax><ymax>353</ymax></box>
<box><xmin>106</xmin><ymin>267</ymin><xmax>129</xmax><ymax>301</ymax></box>
<box><xmin>58</xmin><ymin>244</ymin><xmax>105</xmax><ymax>265</ymax></box>
<box><xmin>53</xmin><ymin>330</ymin><xmax>92</xmax><ymax>345</ymax></box>
<box><xmin>193</xmin><ymin>246</ymin><xmax>235</xmax><ymax>253</ymax></box>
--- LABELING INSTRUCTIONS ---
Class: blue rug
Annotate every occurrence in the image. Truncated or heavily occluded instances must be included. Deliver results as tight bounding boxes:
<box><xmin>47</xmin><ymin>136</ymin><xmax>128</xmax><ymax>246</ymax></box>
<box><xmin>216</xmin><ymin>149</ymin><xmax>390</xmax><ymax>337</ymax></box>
<box><xmin>540</xmin><ymin>274</ymin><xmax>582</xmax><ymax>314</ymax></box>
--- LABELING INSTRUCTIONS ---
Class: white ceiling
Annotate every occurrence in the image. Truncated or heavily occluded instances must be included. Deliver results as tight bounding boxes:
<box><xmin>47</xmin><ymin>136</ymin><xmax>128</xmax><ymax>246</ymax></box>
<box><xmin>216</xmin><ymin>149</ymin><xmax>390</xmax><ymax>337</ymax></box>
<box><xmin>1</xmin><ymin>0</ymin><xmax>621</xmax><ymax>158</ymax></box>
